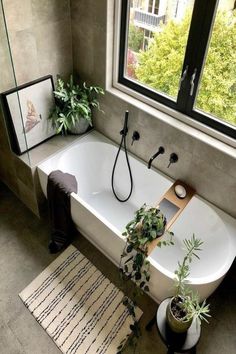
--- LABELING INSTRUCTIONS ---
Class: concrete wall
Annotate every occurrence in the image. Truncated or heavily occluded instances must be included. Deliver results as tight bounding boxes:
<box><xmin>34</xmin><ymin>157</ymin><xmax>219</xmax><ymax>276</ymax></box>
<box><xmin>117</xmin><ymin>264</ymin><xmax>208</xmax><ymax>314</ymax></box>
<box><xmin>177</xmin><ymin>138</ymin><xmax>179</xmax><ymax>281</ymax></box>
<box><xmin>71</xmin><ymin>0</ymin><xmax>236</xmax><ymax>218</ymax></box>
<box><xmin>2</xmin><ymin>0</ymin><xmax>72</xmax><ymax>85</ymax></box>
<box><xmin>0</xmin><ymin>0</ymin><xmax>73</xmax><ymax>215</ymax></box>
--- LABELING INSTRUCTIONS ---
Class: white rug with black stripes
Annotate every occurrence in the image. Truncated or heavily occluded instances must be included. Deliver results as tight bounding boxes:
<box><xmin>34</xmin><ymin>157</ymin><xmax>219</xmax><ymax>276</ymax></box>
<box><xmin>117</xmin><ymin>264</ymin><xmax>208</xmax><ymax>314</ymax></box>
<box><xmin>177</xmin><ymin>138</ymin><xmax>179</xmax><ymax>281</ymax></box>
<box><xmin>19</xmin><ymin>245</ymin><xmax>142</xmax><ymax>354</ymax></box>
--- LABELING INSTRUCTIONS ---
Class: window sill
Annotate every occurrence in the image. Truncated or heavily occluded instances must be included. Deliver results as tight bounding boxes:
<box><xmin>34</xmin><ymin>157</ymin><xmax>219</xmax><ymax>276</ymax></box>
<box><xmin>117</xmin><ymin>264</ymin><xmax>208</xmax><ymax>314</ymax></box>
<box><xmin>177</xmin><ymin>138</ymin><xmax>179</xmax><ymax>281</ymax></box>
<box><xmin>106</xmin><ymin>82</ymin><xmax>236</xmax><ymax>157</ymax></box>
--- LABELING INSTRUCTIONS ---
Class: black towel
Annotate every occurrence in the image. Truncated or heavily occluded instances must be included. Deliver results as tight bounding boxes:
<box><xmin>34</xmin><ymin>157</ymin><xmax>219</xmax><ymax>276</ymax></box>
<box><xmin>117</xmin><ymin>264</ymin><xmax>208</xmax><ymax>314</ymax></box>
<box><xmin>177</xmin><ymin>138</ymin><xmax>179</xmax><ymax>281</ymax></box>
<box><xmin>47</xmin><ymin>170</ymin><xmax>78</xmax><ymax>253</ymax></box>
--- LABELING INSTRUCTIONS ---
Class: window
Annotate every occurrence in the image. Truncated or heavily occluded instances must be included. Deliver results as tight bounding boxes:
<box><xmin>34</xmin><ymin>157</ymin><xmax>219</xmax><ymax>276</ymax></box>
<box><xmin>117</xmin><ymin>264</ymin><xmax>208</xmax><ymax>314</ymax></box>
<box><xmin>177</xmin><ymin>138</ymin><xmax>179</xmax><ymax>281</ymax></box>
<box><xmin>148</xmin><ymin>0</ymin><xmax>154</xmax><ymax>13</ymax></box>
<box><xmin>147</xmin><ymin>0</ymin><xmax>159</xmax><ymax>14</ymax></box>
<box><xmin>118</xmin><ymin>0</ymin><xmax>236</xmax><ymax>139</ymax></box>
<box><xmin>154</xmin><ymin>0</ymin><xmax>159</xmax><ymax>15</ymax></box>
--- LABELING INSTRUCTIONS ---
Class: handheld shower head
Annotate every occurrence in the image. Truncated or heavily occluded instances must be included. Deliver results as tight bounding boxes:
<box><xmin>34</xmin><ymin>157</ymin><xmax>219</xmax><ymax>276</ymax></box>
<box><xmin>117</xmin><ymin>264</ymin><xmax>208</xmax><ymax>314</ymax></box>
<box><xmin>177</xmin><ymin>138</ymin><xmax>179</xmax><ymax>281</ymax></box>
<box><xmin>120</xmin><ymin>110</ymin><xmax>129</xmax><ymax>137</ymax></box>
<box><xmin>124</xmin><ymin>110</ymin><xmax>129</xmax><ymax>135</ymax></box>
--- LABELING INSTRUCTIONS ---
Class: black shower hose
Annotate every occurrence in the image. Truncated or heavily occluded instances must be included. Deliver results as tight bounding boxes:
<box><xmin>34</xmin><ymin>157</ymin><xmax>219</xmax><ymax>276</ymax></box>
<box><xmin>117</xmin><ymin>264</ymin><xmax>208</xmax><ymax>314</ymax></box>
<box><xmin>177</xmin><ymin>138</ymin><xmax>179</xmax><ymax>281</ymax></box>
<box><xmin>111</xmin><ymin>133</ymin><xmax>133</xmax><ymax>202</ymax></box>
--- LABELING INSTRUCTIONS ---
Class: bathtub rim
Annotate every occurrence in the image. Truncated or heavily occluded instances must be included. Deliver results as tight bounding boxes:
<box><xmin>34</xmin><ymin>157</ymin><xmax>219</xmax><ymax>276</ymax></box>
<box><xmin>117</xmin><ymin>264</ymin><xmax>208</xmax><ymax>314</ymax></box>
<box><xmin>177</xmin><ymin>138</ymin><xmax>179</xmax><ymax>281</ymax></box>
<box><xmin>37</xmin><ymin>129</ymin><xmax>174</xmax><ymax>185</ymax></box>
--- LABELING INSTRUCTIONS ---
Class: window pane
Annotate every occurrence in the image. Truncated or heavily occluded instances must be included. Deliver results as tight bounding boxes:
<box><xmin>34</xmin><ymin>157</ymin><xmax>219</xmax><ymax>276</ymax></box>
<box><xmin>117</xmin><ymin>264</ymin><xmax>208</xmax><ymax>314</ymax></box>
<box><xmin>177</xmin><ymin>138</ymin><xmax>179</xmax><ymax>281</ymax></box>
<box><xmin>148</xmin><ymin>0</ymin><xmax>154</xmax><ymax>13</ymax></box>
<box><xmin>195</xmin><ymin>0</ymin><xmax>236</xmax><ymax>127</ymax></box>
<box><xmin>125</xmin><ymin>0</ymin><xmax>195</xmax><ymax>100</ymax></box>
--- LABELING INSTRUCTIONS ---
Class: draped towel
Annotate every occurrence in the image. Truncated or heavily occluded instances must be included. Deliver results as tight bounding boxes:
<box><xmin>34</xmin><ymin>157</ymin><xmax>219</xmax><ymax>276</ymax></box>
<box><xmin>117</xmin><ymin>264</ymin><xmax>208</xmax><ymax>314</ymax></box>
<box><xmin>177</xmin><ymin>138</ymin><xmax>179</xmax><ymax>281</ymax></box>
<box><xmin>47</xmin><ymin>170</ymin><xmax>78</xmax><ymax>253</ymax></box>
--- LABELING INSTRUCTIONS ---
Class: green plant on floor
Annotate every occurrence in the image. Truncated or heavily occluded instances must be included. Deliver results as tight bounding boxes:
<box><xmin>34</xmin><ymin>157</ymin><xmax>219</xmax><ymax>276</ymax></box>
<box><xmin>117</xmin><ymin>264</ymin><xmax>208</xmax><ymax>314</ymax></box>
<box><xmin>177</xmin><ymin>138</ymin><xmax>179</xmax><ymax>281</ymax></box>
<box><xmin>117</xmin><ymin>203</ymin><xmax>174</xmax><ymax>353</ymax></box>
<box><xmin>166</xmin><ymin>234</ymin><xmax>211</xmax><ymax>333</ymax></box>
<box><xmin>49</xmin><ymin>75</ymin><xmax>104</xmax><ymax>134</ymax></box>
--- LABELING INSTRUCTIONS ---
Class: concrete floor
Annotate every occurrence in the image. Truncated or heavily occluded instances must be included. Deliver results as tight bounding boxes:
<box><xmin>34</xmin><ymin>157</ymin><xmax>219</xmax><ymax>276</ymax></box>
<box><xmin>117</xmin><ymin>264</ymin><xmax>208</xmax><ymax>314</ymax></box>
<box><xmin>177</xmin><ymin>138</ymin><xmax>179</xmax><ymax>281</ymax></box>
<box><xmin>0</xmin><ymin>182</ymin><xmax>235</xmax><ymax>354</ymax></box>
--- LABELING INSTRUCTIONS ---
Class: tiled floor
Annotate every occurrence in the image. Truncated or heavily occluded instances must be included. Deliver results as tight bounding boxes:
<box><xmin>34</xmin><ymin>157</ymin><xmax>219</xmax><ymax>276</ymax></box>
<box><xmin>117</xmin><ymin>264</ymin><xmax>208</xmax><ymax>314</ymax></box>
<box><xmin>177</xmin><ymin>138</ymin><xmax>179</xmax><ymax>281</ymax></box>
<box><xmin>0</xmin><ymin>182</ymin><xmax>235</xmax><ymax>354</ymax></box>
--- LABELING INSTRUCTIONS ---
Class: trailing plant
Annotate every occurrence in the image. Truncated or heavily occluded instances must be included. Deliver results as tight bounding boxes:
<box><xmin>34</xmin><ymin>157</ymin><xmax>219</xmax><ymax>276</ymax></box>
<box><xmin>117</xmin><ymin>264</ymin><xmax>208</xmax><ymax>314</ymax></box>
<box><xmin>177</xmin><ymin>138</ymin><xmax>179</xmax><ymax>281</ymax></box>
<box><xmin>121</xmin><ymin>204</ymin><xmax>174</xmax><ymax>291</ymax></box>
<box><xmin>171</xmin><ymin>234</ymin><xmax>211</xmax><ymax>325</ymax></box>
<box><xmin>117</xmin><ymin>204</ymin><xmax>174</xmax><ymax>353</ymax></box>
<box><xmin>49</xmin><ymin>75</ymin><xmax>104</xmax><ymax>134</ymax></box>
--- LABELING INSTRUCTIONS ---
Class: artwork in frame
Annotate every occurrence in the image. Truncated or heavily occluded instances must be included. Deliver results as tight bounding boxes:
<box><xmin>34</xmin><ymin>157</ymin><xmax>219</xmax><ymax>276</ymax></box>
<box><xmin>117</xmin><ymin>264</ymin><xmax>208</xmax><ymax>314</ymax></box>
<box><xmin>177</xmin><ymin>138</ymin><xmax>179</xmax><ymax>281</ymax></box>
<box><xmin>1</xmin><ymin>75</ymin><xmax>56</xmax><ymax>155</ymax></box>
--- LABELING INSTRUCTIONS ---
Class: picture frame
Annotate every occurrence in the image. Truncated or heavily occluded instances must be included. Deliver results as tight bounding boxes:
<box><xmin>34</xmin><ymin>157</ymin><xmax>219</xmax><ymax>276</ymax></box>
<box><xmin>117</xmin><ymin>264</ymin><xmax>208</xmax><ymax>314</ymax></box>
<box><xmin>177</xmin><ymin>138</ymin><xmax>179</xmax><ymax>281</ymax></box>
<box><xmin>1</xmin><ymin>75</ymin><xmax>56</xmax><ymax>155</ymax></box>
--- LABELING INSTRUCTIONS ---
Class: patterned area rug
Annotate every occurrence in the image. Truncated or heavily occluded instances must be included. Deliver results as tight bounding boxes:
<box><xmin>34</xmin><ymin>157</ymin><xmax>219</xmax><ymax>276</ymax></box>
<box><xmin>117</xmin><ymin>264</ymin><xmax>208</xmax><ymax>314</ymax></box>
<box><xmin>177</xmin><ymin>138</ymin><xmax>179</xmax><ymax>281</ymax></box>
<box><xmin>19</xmin><ymin>245</ymin><xmax>142</xmax><ymax>354</ymax></box>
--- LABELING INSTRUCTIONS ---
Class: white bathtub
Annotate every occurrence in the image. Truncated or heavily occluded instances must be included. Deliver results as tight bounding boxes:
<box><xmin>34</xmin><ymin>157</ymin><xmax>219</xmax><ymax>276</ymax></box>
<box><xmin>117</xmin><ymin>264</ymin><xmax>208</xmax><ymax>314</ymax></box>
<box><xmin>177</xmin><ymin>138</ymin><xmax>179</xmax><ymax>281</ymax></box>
<box><xmin>37</xmin><ymin>130</ymin><xmax>236</xmax><ymax>303</ymax></box>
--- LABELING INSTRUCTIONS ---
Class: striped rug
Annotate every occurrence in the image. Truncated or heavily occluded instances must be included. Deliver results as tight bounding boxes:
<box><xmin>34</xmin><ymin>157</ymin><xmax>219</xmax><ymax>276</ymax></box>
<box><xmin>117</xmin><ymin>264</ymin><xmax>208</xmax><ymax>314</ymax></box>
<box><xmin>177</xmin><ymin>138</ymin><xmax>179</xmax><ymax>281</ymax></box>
<box><xmin>19</xmin><ymin>245</ymin><xmax>142</xmax><ymax>354</ymax></box>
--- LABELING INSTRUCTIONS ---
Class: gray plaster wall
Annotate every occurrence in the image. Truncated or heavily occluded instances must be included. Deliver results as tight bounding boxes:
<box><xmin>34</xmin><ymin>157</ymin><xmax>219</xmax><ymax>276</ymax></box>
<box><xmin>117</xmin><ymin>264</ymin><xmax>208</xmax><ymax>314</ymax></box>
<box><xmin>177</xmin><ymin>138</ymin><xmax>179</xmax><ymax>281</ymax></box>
<box><xmin>1</xmin><ymin>0</ymin><xmax>72</xmax><ymax>86</ymax></box>
<box><xmin>0</xmin><ymin>0</ymin><xmax>73</xmax><ymax>215</ymax></box>
<box><xmin>71</xmin><ymin>0</ymin><xmax>236</xmax><ymax>218</ymax></box>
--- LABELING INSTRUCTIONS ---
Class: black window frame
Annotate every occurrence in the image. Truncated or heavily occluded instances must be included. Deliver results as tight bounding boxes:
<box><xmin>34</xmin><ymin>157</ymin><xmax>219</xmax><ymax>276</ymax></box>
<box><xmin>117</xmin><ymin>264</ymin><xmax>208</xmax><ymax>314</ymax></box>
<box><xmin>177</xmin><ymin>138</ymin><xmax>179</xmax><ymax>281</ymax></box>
<box><xmin>118</xmin><ymin>0</ymin><xmax>236</xmax><ymax>140</ymax></box>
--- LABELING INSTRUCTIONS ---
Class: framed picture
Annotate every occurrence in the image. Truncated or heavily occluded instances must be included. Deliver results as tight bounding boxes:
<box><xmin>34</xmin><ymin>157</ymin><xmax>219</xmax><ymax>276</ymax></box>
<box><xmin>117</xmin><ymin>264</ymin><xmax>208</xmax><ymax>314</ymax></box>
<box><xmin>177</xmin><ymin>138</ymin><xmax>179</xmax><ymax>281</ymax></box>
<box><xmin>1</xmin><ymin>75</ymin><xmax>56</xmax><ymax>155</ymax></box>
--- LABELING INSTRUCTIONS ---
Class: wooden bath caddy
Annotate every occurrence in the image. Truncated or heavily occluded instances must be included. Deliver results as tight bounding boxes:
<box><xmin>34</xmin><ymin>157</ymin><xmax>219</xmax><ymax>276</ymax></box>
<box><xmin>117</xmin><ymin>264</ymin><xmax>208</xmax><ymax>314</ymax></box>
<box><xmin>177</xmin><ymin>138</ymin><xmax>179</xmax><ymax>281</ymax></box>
<box><xmin>147</xmin><ymin>180</ymin><xmax>195</xmax><ymax>255</ymax></box>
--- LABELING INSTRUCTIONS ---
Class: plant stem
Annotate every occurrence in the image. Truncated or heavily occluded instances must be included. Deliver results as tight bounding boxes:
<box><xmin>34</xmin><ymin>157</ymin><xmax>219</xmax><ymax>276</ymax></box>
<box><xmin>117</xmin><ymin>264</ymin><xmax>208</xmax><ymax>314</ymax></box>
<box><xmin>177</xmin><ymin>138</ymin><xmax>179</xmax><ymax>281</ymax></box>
<box><xmin>176</xmin><ymin>241</ymin><xmax>197</xmax><ymax>295</ymax></box>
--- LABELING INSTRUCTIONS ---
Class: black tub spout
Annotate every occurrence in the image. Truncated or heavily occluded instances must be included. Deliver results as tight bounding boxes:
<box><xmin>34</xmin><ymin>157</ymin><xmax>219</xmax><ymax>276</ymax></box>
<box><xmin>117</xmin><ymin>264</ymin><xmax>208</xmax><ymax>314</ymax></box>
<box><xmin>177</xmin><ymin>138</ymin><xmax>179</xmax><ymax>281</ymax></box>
<box><xmin>148</xmin><ymin>146</ymin><xmax>165</xmax><ymax>169</ymax></box>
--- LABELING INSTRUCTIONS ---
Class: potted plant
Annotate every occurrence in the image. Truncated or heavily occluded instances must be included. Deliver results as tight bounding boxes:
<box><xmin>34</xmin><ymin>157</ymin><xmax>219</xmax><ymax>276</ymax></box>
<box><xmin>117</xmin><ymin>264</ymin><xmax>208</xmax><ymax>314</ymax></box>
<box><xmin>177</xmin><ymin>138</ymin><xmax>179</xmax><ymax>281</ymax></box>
<box><xmin>120</xmin><ymin>204</ymin><xmax>174</xmax><ymax>292</ymax></box>
<box><xmin>166</xmin><ymin>234</ymin><xmax>211</xmax><ymax>333</ymax></box>
<box><xmin>117</xmin><ymin>204</ymin><xmax>174</xmax><ymax>353</ymax></box>
<box><xmin>49</xmin><ymin>75</ymin><xmax>104</xmax><ymax>134</ymax></box>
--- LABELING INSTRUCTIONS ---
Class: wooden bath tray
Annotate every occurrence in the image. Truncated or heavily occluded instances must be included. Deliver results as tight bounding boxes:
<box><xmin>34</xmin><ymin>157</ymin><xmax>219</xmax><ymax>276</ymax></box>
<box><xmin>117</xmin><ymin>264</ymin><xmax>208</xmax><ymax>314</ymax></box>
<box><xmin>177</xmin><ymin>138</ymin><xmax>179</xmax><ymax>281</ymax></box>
<box><xmin>147</xmin><ymin>180</ymin><xmax>195</xmax><ymax>255</ymax></box>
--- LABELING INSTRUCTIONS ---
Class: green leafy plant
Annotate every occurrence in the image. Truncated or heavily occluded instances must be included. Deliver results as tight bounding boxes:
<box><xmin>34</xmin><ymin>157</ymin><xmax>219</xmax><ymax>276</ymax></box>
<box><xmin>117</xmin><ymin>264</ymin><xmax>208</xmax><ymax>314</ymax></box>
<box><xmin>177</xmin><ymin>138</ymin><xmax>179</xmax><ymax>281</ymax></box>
<box><xmin>128</xmin><ymin>23</ymin><xmax>144</xmax><ymax>52</ymax></box>
<box><xmin>118</xmin><ymin>204</ymin><xmax>174</xmax><ymax>352</ymax></box>
<box><xmin>121</xmin><ymin>204</ymin><xmax>174</xmax><ymax>291</ymax></box>
<box><xmin>49</xmin><ymin>75</ymin><xmax>104</xmax><ymax>134</ymax></box>
<box><xmin>170</xmin><ymin>235</ymin><xmax>211</xmax><ymax>326</ymax></box>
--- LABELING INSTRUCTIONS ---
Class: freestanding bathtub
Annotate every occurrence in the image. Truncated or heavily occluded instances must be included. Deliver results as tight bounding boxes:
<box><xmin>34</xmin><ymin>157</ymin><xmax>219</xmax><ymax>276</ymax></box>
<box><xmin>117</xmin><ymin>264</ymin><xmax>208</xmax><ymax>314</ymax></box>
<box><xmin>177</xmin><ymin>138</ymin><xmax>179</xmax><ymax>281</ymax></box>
<box><xmin>37</xmin><ymin>130</ymin><xmax>236</xmax><ymax>303</ymax></box>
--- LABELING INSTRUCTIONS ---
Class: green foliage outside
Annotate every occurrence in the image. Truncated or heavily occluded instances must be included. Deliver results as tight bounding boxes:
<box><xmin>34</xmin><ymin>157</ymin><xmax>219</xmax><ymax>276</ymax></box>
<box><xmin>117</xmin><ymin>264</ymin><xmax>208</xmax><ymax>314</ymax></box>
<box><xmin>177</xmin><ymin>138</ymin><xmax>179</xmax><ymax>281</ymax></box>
<box><xmin>128</xmin><ymin>23</ymin><xmax>144</xmax><ymax>52</ymax></box>
<box><xmin>135</xmin><ymin>10</ymin><xmax>236</xmax><ymax>126</ymax></box>
<box><xmin>135</xmin><ymin>12</ymin><xmax>192</xmax><ymax>98</ymax></box>
<box><xmin>196</xmin><ymin>11</ymin><xmax>236</xmax><ymax>125</ymax></box>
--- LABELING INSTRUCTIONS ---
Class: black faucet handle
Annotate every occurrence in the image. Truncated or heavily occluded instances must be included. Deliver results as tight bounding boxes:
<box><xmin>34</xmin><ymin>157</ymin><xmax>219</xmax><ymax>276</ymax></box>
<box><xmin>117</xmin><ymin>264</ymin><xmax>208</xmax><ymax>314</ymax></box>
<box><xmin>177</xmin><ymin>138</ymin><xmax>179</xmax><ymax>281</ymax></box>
<box><xmin>167</xmin><ymin>153</ymin><xmax>178</xmax><ymax>168</ymax></box>
<box><xmin>131</xmin><ymin>131</ymin><xmax>140</xmax><ymax>145</ymax></box>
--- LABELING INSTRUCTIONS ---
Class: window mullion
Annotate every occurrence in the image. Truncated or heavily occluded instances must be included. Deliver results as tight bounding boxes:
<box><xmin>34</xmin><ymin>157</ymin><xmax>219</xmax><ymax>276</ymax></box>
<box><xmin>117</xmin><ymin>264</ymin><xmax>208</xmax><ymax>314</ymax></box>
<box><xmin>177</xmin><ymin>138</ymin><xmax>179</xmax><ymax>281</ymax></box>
<box><xmin>118</xmin><ymin>0</ymin><xmax>129</xmax><ymax>84</ymax></box>
<box><xmin>177</xmin><ymin>0</ymin><xmax>218</xmax><ymax>114</ymax></box>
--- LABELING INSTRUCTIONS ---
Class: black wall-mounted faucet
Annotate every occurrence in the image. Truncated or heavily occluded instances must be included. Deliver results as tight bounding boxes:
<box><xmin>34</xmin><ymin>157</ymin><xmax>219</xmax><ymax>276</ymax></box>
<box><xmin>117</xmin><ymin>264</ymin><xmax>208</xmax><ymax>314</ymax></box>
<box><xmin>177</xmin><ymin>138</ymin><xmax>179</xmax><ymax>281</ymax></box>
<box><xmin>148</xmin><ymin>146</ymin><xmax>165</xmax><ymax>169</ymax></box>
<box><xmin>167</xmin><ymin>153</ymin><xmax>178</xmax><ymax>168</ymax></box>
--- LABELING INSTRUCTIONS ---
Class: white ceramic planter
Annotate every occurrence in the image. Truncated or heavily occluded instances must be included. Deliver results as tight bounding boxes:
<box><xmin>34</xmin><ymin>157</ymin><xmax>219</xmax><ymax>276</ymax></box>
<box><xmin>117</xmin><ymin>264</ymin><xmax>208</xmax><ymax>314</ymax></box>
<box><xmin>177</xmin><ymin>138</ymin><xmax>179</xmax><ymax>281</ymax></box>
<box><xmin>69</xmin><ymin>118</ymin><xmax>90</xmax><ymax>134</ymax></box>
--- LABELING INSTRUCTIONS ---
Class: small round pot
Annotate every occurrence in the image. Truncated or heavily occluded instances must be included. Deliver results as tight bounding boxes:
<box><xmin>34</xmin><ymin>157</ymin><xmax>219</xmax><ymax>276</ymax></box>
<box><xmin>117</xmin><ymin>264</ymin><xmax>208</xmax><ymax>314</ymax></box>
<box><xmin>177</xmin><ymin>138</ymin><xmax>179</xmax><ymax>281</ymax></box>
<box><xmin>69</xmin><ymin>118</ymin><xmax>90</xmax><ymax>135</ymax></box>
<box><xmin>156</xmin><ymin>216</ymin><xmax>167</xmax><ymax>237</ymax></box>
<box><xmin>166</xmin><ymin>297</ymin><xmax>192</xmax><ymax>333</ymax></box>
